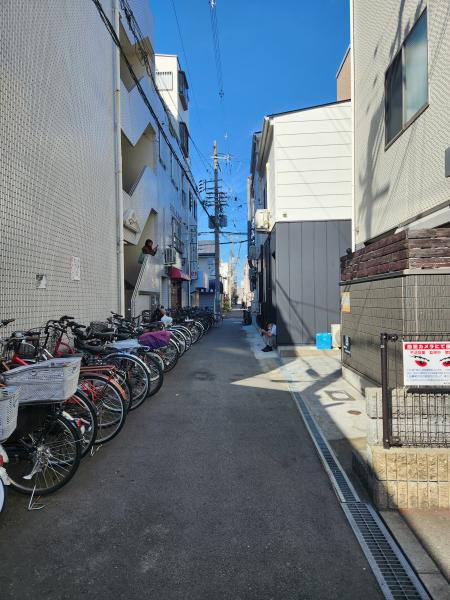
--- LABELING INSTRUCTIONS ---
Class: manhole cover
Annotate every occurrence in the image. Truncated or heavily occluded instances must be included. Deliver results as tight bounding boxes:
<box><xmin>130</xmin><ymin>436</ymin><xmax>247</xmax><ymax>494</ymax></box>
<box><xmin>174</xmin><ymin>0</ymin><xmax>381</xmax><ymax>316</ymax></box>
<box><xmin>347</xmin><ymin>410</ymin><xmax>361</xmax><ymax>416</ymax></box>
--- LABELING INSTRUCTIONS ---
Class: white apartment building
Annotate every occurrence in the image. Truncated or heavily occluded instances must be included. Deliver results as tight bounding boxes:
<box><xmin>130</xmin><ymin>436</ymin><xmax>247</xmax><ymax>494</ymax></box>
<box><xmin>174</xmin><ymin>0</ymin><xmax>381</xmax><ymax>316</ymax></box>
<box><xmin>341</xmin><ymin>0</ymin><xmax>450</xmax><ymax>386</ymax></box>
<box><xmin>119</xmin><ymin>3</ymin><xmax>198</xmax><ymax>316</ymax></box>
<box><xmin>0</xmin><ymin>0</ymin><xmax>121</xmax><ymax>328</ymax></box>
<box><xmin>0</xmin><ymin>0</ymin><xmax>199</xmax><ymax>329</ymax></box>
<box><xmin>248</xmin><ymin>101</ymin><xmax>352</xmax><ymax>346</ymax></box>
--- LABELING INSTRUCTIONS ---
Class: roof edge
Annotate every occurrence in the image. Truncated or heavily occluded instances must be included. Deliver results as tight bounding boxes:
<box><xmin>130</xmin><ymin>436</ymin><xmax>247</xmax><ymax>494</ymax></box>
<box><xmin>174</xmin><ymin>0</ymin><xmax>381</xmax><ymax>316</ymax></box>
<box><xmin>336</xmin><ymin>45</ymin><xmax>351</xmax><ymax>79</ymax></box>
<box><xmin>267</xmin><ymin>98</ymin><xmax>351</xmax><ymax>119</ymax></box>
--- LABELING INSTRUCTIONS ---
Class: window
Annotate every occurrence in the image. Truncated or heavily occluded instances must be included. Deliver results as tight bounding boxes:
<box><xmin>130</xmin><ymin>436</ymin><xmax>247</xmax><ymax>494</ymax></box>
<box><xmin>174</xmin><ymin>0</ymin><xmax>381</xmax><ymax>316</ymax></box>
<box><xmin>178</xmin><ymin>70</ymin><xmax>189</xmax><ymax>110</ymax></box>
<box><xmin>179</xmin><ymin>122</ymin><xmax>189</xmax><ymax>158</ymax></box>
<box><xmin>170</xmin><ymin>153</ymin><xmax>179</xmax><ymax>190</ymax></box>
<box><xmin>159</xmin><ymin>131</ymin><xmax>168</xmax><ymax>169</ymax></box>
<box><xmin>385</xmin><ymin>10</ymin><xmax>428</xmax><ymax>146</ymax></box>
<box><xmin>155</xmin><ymin>71</ymin><xmax>173</xmax><ymax>90</ymax></box>
<box><xmin>172</xmin><ymin>218</ymin><xmax>184</xmax><ymax>253</ymax></box>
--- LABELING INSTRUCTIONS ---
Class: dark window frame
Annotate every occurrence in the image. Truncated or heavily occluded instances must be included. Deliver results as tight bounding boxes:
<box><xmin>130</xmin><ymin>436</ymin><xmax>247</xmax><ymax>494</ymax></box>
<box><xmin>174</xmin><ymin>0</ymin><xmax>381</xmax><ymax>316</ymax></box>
<box><xmin>384</xmin><ymin>8</ymin><xmax>429</xmax><ymax>149</ymax></box>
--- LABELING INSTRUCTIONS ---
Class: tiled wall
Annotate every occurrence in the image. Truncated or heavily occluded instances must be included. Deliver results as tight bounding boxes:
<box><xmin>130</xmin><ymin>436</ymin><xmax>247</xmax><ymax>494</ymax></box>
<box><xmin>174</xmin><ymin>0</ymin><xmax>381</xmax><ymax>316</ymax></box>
<box><xmin>0</xmin><ymin>1</ymin><xmax>119</xmax><ymax>330</ymax></box>
<box><xmin>353</xmin><ymin>0</ymin><xmax>450</xmax><ymax>244</ymax></box>
<box><xmin>341</xmin><ymin>273</ymin><xmax>450</xmax><ymax>383</ymax></box>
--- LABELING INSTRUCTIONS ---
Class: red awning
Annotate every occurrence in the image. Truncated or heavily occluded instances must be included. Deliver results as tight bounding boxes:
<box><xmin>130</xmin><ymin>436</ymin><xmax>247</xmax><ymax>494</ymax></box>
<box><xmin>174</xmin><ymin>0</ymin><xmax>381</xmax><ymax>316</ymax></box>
<box><xmin>169</xmin><ymin>267</ymin><xmax>191</xmax><ymax>281</ymax></box>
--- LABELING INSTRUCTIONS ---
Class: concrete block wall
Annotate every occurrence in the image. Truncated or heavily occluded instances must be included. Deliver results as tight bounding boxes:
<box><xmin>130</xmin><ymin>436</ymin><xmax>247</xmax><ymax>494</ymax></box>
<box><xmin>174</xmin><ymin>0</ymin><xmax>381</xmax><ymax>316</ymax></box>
<box><xmin>368</xmin><ymin>446</ymin><xmax>450</xmax><ymax>509</ymax></box>
<box><xmin>357</xmin><ymin>388</ymin><xmax>450</xmax><ymax>509</ymax></box>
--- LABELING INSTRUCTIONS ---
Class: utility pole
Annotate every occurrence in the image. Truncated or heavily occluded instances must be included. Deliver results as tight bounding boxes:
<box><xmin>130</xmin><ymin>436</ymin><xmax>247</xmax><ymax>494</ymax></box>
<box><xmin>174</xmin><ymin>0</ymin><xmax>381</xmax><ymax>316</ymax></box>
<box><xmin>213</xmin><ymin>141</ymin><xmax>221</xmax><ymax>316</ymax></box>
<box><xmin>228</xmin><ymin>236</ymin><xmax>233</xmax><ymax>306</ymax></box>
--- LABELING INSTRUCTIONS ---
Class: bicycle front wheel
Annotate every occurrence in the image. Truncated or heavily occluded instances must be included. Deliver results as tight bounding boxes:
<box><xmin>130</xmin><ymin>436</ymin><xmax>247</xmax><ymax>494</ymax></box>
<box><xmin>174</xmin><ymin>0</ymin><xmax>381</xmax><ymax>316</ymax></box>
<box><xmin>79</xmin><ymin>375</ymin><xmax>127</xmax><ymax>444</ymax></box>
<box><xmin>63</xmin><ymin>391</ymin><xmax>98</xmax><ymax>457</ymax></box>
<box><xmin>5</xmin><ymin>415</ymin><xmax>81</xmax><ymax>495</ymax></box>
<box><xmin>105</xmin><ymin>353</ymin><xmax>150</xmax><ymax>409</ymax></box>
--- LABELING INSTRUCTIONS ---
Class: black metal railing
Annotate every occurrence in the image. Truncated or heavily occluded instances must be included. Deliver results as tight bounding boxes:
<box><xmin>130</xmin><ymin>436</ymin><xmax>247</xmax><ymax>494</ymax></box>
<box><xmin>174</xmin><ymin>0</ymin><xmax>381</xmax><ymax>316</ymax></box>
<box><xmin>380</xmin><ymin>332</ymin><xmax>450</xmax><ymax>448</ymax></box>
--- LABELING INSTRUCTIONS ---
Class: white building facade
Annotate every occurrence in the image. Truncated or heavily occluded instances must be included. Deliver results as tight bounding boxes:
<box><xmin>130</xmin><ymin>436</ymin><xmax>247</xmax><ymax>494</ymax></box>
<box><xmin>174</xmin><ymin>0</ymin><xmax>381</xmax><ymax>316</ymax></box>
<box><xmin>248</xmin><ymin>101</ymin><xmax>352</xmax><ymax>346</ymax></box>
<box><xmin>0</xmin><ymin>0</ymin><xmax>199</xmax><ymax>329</ymax></box>
<box><xmin>0</xmin><ymin>0</ymin><xmax>121</xmax><ymax>328</ymax></box>
<box><xmin>119</xmin><ymin>3</ymin><xmax>198</xmax><ymax>316</ymax></box>
<box><xmin>341</xmin><ymin>0</ymin><xmax>450</xmax><ymax>386</ymax></box>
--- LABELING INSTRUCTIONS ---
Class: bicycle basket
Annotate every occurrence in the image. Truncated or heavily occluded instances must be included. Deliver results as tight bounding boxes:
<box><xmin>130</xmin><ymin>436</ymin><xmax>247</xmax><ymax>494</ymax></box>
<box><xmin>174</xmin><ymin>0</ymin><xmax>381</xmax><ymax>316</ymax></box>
<box><xmin>0</xmin><ymin>386</ymin><xmax>20</xmax><ymax>441</ymax></box>
<box><xmin>89</xmin><ymin>321</ymin><xmax>112</xmax><ymax>335</ymax></box>
<box><xmin>2</xmin><ymin>358</ymin><xmax>81</xmax><ymax>403</ymax></box>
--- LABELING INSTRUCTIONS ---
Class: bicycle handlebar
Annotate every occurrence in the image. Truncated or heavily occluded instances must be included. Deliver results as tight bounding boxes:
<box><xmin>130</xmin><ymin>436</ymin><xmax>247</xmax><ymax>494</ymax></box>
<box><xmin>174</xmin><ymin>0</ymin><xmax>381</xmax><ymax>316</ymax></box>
<box><xmin>0</xmin><ymin>318</ymin><xmax>15</xmax><ymax>327</ymax></box>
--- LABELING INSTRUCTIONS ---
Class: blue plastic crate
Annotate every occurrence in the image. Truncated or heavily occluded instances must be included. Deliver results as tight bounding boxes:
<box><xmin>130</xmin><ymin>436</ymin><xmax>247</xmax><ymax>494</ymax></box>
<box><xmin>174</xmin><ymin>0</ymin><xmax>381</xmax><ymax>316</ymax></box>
<box><xmin>316</xmin><ymin>332</ymin><xmax>332</xmax><ymax>350</ymax></box>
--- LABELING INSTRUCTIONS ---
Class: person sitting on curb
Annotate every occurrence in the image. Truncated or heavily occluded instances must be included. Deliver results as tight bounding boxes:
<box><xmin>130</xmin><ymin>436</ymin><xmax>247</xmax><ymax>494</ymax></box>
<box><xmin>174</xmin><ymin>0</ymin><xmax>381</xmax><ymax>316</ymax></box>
<box><xmin>260</xmin><ymin>322</ymin><xmax>277</xmax><ymax>352</ymax></box>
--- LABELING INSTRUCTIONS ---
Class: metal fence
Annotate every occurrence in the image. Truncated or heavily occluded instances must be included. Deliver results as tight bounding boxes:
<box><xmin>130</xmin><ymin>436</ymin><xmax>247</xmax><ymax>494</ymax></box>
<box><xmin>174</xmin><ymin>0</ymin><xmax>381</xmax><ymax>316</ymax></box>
<box><xmin>380</xmin><ymin>332</ymin><xmax>450</xmax><ymax>448</ymax></box>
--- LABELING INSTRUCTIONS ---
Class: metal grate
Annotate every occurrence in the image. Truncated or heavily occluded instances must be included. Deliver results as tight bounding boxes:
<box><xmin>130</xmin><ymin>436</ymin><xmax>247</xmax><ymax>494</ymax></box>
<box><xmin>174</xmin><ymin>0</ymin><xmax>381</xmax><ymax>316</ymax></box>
<box><xmin>391</xmin><ymin>388</ymin><xmax>450</xmax><ymax>447</ymax></box>
<box><xmin>381</xmin><ymin>333</ymin><xmax>450</xmax><ymax>448</ymax></box>
<box><xmin>282</xmin><ymin>372</ymin><xmax>431</xmax><ymax>600</ymax></box>
<box><xmin>293</xmin><ymin>391</ymin><xmax>359</xmax><ymax>503</ymax></box>
<box><xmin>343</xmin><ymin>502</ymin><xmax>430</xmax><ymax>600</ymax></box>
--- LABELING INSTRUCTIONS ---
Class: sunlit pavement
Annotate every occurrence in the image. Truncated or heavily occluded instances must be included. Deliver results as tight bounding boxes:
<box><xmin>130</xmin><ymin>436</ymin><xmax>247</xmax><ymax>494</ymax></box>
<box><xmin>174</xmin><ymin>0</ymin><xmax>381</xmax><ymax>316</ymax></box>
<box><xmin>0</xmin><ymin>316</ymin><xmax>382</xmax><ymax>600</ymax></box>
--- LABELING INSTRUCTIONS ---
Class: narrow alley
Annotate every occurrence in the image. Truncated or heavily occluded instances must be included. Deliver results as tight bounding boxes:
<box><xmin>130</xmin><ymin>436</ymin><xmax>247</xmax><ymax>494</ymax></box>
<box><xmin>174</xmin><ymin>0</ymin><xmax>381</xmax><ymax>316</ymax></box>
<box><xmin>0</xmin><ymin>315</ymin><xmax>382</xmax><ymax>600</ymax></box>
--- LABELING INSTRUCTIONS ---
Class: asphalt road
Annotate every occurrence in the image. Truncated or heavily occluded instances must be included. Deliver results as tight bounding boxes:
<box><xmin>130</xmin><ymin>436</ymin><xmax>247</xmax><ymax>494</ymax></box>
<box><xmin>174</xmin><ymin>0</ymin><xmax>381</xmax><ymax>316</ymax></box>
<box><xmin>0</xmin><ymin>316</ymin><xmax>383</xmax><ymax>600</ymax></box>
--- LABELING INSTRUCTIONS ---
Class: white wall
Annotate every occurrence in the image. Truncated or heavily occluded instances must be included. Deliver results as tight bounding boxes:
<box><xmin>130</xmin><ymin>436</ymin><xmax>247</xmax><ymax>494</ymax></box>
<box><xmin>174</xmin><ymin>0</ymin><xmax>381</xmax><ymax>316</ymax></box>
<box><xmin>353</xmin><ymin>0</ymin><xmax>450</xmax><ymax>245</ymax></box>
<box><xmin>154</xmin><ymin>54</ymin><xmax>189</xmax><ymax>130</ymax></box>
<box><xmin>0</xmin><ymin>0</ymin><xmax>119</xmax><ymax>328</ymax></box>
<box><xmin>119</xmin><ymin>8</ymin><xmax>197</xmax><ymax>309</ymax></box>
<box><xmin>272</xmin><ymin>102</ymin><xmax>352</xmax><ymax>225</ymax></box>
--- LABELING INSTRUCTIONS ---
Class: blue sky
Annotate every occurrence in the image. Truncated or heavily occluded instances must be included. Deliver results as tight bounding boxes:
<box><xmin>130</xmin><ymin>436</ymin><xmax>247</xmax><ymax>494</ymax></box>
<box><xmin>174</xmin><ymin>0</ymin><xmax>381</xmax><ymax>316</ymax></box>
<box><xmin>151</xmin><ymin>0</ymin><xmax>350</xmax><ymax>284</ymax></box>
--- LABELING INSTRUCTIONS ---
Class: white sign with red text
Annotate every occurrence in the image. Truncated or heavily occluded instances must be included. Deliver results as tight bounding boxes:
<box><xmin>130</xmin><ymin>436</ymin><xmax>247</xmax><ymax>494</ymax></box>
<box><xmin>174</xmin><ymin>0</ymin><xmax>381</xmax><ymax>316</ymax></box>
<box><xmin>403</xmin><ymin>342</ymin><xmax>450</xmax><ymax>386</ymax></box>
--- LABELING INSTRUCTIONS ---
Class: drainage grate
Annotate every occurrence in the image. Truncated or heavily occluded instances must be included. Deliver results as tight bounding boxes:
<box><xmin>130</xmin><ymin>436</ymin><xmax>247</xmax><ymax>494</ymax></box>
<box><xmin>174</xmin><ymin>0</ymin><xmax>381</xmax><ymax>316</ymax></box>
<box><xmin>343</xmin><ymin>503</ymin><xmax>430</xmax><ymax>600</ymax></box>
<box><xmin>293</xmin><ymin>391</ymin><xmax>359</xmax><ymax>503</ymax></box>
<box><xmin>280</xmin><ymin>369</ymin><xmax>432</xmax><ymax>600</ymax></box>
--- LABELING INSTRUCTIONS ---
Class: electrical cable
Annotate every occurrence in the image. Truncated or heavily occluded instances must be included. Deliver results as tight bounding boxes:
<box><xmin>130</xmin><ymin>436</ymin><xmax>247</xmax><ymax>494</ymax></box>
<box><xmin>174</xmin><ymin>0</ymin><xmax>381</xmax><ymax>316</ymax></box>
<box><xmin>117</xmin><ymin>0</ymin><xmax>215</xmax><ymax>219</ymax></box>
<box><xmin>120</xmin><ymin>0</ymin><xmax>211</xmax><ymax>179</ymax></box>
<box><xmin>91</xmin><ymin>0</ymin><xmax>203</xmax><ymax>204</ymax></box>
<box><xmin>169</xmin><ymin>0</ymin><xmax>212</xmax><ymax>174</ymax></box>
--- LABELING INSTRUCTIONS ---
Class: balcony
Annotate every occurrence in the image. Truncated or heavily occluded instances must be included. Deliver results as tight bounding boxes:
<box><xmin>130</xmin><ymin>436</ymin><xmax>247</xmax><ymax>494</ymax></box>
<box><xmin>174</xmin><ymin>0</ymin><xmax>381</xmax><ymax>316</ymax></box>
<box><xmin>178</xmin><ymin>70</ymin><xmax>189</xmax><ymax>110</ymax></box>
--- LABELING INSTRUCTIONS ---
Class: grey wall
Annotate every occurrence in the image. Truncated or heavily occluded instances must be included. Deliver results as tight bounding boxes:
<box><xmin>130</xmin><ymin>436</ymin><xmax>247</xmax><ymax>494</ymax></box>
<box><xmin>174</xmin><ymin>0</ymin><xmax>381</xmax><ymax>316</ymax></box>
<box><xmin>341</xmin><ymin>272</ymin><xmax>450</xmax><ymax>385</ymax></box>
<box><xmin>274</xmin><ymin>221</ymin><xmax>351</xmax><ymax>345</ymax></box>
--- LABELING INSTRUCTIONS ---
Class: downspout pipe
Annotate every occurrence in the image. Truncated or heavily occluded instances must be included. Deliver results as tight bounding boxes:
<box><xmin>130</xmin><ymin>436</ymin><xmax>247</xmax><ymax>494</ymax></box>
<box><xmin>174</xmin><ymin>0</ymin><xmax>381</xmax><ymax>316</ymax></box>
<box><xmin>113</xmin><ymin>0</ymin><xmax>125</xmax><ymax>314</ymax></box>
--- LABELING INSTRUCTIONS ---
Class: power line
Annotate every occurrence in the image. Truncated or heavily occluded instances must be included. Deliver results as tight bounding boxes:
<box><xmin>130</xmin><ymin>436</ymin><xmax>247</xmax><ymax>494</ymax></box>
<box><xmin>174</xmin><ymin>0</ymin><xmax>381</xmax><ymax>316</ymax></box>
<box><xmin>121</xmin><ymin>0</ymin><xmax>211</xmax><ymax>178</ymax></box>
<box><xmin>91</xmin><ymin>0</ymin><xmax>201</xmax><ymax>201</ymax></box>
<box><xmin>120</xmin><ymin>0</ymin><xmax>212</xmax><ymax>185</ymax></box>
<box><xmin>169</xmin><ymin>0</ymin><xmax>211</xmax><ymax>174</ymax></box>
<box><xmin>208</xmin><ymin>0</ymin><xmax>224</xmax><ymax>100</ymax></box>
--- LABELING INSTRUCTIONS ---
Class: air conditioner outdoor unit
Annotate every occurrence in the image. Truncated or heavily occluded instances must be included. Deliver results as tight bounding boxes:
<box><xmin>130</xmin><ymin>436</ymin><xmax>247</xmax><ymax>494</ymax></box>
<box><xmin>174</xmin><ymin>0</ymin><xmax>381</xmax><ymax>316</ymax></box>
<box><xmin>255</xmin><ymin>209</ymin><xmax>270</xmax><ymax>231</ymax></box>
<box><xmin>164</xmin><ymin>247</ymin><xmax>177</xmax><ymax>265</ymax></box>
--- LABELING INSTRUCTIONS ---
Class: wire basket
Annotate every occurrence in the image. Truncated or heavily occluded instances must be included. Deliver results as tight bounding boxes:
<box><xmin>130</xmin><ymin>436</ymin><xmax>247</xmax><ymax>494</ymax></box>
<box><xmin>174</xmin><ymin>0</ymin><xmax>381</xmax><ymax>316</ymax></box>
<box><xmin>0</xmin><ymin>386</ymin><xmax>20</xmax><ymax>441</ymax></box>
<box><xmin>2</xmin><ymin>358</ymin><xmax>81</xmax><ymax>403</ymax></box>
<box><xmin>89</xmin><ymin>321</ymin><xmax>113</xmax><ymax>335</ymax></box>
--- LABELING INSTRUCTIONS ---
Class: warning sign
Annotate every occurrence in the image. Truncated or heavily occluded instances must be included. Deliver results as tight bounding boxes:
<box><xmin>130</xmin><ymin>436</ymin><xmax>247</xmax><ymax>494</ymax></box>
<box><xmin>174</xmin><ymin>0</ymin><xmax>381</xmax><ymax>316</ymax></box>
<box><xmin>403</xmin><ymin>342</ymin><xmax>450</xmax><ymax>386</ymax></box>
